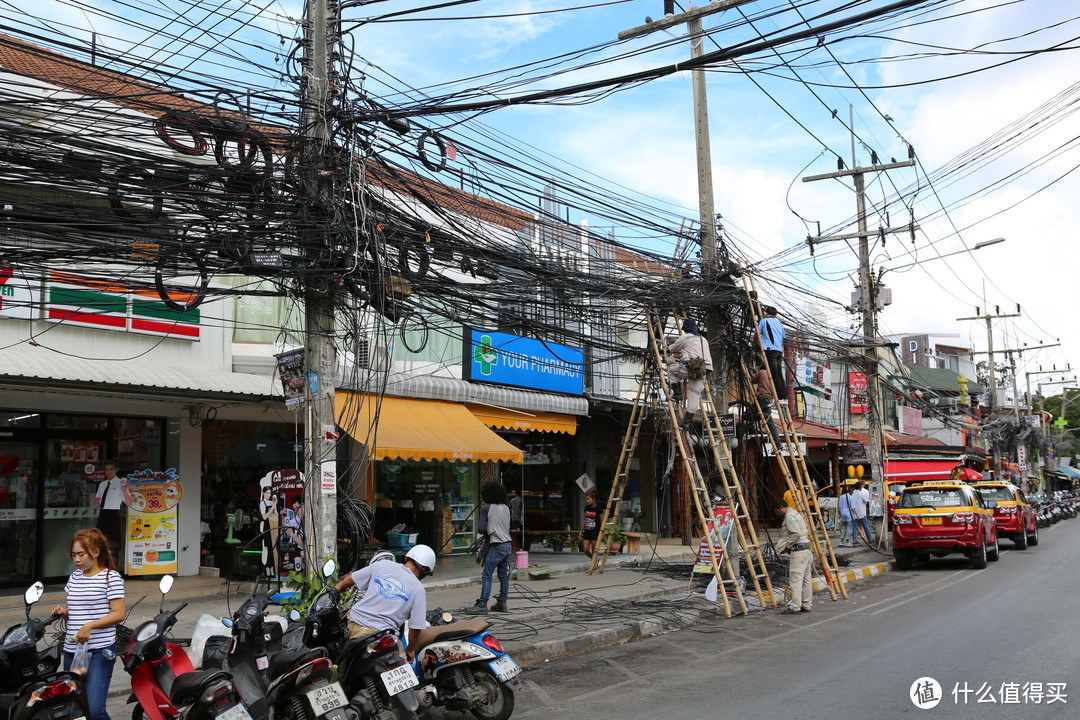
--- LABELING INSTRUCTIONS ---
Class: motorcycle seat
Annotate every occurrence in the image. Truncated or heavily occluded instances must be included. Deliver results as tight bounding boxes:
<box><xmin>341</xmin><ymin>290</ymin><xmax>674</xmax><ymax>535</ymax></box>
<box><xmin>169</xmin><ymin>670</ymin><xmax>232</xmax><ymax>707</ymax></box>
<box><xmin>412</xmin><ymin>619</ymin><xmax>490</xmax><ymax>653</ymax></box>
<box><xmin>267</xmin><ymin>648</ymin><xmax>325</xmax><ymax>682</ymax></box>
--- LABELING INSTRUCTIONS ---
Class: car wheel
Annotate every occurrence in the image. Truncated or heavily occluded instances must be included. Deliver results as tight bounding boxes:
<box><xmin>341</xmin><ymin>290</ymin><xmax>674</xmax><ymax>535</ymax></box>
<box><xmin>1028</xmin><ymin>523</ymin><xmax>1039</xmax><ymax>547</ymax></box>
<box><xmin>987</xmin><ymin>535</ymin><xmax>1000</xmax><ymax>561</ymax></box>
<box><xmin>1014</xmin><ymin>528</ymin><xmax>1028</xmax><ymax>550</ymax></box>
<box><xmin>893</xmin><ymin>550</ymin><xmax>912</xmax><ymax>570</ymax></box>
<box><xmin>915</xmin><ymin>553</ymin><xmax>930</xmax><ymax>565</ymax></box>
<box><xmin>970</xmin><ymin>539</ymin><xmax>988</xmax><ymax>569</ymax></box>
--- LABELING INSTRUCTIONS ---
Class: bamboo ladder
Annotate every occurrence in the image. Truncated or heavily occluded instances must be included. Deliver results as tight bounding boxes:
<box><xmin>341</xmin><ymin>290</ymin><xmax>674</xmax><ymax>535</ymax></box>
<box><xmin>742</xmin><ymin>273</ymin><xmax>847</xmax><ymax>600</ymax></box>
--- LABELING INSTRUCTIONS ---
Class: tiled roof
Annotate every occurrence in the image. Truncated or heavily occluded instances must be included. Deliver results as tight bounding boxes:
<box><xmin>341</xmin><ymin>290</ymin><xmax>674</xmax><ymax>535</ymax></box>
<box><xmin>847</xmin><ymin>431</ymin><xmax>953</xmax><ymax>448</ymax></box>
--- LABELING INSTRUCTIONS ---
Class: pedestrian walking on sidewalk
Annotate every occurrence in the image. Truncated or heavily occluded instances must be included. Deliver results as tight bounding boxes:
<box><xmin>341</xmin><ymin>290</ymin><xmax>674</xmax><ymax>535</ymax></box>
<box><xmin>757</xmin><ymin>306</ymin><xmax>787</xmax><ymax>403</ymax></box>
<box><xmin>773</xmin><ymin>499</ymin><xmax>812</xmax><ymax>614</ymax></box>
<box><xmin>850</xmin><ymin>480</ymin><xmax>873</xmax><ymax>544</ymax></box>
<box><xmin>52</xmin><ymin>528</ymin><xmax>126</xmax><ymax>720</ymax></box>
<box><xmin>580</xmin><ymin>489</ymin><xmax>601</xmax><ymax>559</ymax></box>
<box><xmin>838</xmin><ymin>484</ymin><xmax>855</xmax><ymax>547</ymax></box>
<box><xmin>469</xmin><ymin>481</ymin><xmax>512</xmax><ymax>614</ymax></box>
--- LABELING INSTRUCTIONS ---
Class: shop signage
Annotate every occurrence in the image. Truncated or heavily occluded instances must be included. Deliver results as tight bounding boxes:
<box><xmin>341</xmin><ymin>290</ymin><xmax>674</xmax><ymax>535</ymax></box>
<box><xmin>900</xmin><ymin>406</ymin><xmax>924</xmax><ymax>435</ymax></box>
<box><xmin>848</xmin><ymin>372</ymin><xmax>869</xmax><ymax>414</ymax></box>
<box><xmin>126</xmin><ymin>468</ymin><xmax>182</xmax><ymax>575</ymax></box>
<box><xmin>46</xmin><ymin>271</ymin><xmax>200</xmax><ymax>340</ymax></box>
<box><xmin>464</xmin><ymin>328</ymin><xmax>584</xmax><ymax>395</ymax></box>
<box><xmin>795</xmin><ymin>355</ymin><xmax>832</xmax><ymax>392</ymax></box>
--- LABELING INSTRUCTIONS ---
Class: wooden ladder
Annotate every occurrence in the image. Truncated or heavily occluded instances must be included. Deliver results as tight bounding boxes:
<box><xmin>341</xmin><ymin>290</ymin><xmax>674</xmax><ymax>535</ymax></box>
<box><xmin>742</xmin><ymin>273</ymin><xmax>847</xmax><ymax>600</ymax></box>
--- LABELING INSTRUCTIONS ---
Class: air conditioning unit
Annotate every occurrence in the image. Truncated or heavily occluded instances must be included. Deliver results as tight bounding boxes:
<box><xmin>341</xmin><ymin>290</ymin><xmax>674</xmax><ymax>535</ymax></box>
<box><xmin>355</xmin><ymin>336</ymin><xmax>390</xmax><ymax>371</ymax></box>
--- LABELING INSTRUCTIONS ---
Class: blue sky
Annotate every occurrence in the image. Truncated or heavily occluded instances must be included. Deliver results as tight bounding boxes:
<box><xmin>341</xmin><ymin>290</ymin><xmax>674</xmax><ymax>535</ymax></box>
<box><xmin>11</xmin><ymin>0</ymin><xmax>1080</xmax><ymax>391</ymax></box>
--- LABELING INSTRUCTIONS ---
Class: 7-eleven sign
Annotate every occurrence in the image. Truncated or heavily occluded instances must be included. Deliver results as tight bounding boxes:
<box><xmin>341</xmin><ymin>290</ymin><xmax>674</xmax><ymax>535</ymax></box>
<box><xmin>0</xmin><ymin>264</ymin><xmax>37</xmax><ymax>319</ymax></box>
<box><xmin>46</xmin><ymin>272</ymin><xmax>200</xmax><ymax>340</ymax></box>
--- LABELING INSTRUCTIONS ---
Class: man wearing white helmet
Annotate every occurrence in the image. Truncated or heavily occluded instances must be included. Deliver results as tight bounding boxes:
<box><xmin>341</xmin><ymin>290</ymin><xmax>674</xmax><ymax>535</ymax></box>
<box><xmin>335</xmin><ymin>544</ymin><xmax>436</xmax><ymax>659</ymax></box>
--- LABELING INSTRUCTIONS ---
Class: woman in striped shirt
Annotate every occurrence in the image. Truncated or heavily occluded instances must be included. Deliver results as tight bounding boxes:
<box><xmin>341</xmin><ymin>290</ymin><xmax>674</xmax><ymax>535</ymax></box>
<box><xmin>51</xmin><ymin>528</ymin><xmax>126</xmax><ymax>720</ymax></box>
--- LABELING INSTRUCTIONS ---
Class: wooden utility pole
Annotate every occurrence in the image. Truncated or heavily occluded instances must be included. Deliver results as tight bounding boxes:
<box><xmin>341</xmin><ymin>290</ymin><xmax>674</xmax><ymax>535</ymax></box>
<box><xmin>300</xmin><ymin>0</ymin><xmax>340</xmax><ymax>571</ymax></box>
<box><xmin>802</xmin><ymin>122</ymin><xmax>915</xmax><ymax>547</ymax></box>
<box><xmin>958</xmin><ymin>306</ymin><xmax>1022</xmax><ymax>480</ymax></box>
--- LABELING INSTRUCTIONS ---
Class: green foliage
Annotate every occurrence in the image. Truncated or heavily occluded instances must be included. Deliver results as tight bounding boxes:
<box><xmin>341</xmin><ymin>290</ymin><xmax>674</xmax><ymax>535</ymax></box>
<box><xmin>283</xmin><ymin>556</ymin><xmax>339</xmax><ymax>615</ymax></box>
<box><xmin>544</xmin><ymin>532</ymin><xmax>569</xmax><ymax>549</ymax></box>
<box><xmin>566</xmin><ymin>534</ymin><xmax>583</xmax><ymax>551</ymax></box>
<box><xmin>604</xmin><ymin>524</ymin><xmax>627</xmax><ymax>544</ymax></box>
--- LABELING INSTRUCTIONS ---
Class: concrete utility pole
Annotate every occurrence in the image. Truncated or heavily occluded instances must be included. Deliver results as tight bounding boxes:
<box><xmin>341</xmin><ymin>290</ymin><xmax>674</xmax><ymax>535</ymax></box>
<box><xmin>802</xmin><ymin>120</ymin><xmax>916</xmax><ymax>548</ymax></box>
<box><xmin>958</xmin><ymin>305</ymin><xmax>1022</xmax><ymax>480</ymax></box>
<box><xmin>300</xmin><ymin>0</ymin><xmax>340</xmax><ymax>571</ymax></box>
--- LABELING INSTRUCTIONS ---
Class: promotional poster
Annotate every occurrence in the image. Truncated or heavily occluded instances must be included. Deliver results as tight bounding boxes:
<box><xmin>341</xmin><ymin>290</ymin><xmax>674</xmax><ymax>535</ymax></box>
<box><xmin>125</xmin><ymin>468</ymin><xmax>182</xmax><ymax>575</ymax></box>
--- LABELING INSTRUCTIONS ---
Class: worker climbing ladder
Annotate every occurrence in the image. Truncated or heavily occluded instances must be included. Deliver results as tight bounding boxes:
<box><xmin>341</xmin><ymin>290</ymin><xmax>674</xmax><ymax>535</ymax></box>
<box><xmin>588</xmin><ymin>309</ymin><xmax>779</xmax><ymax>615</ymax></box>
<box><xmin>742</xmin><ymin>273</ymin><xmax>847</xmax><ymax>600</ymax></box>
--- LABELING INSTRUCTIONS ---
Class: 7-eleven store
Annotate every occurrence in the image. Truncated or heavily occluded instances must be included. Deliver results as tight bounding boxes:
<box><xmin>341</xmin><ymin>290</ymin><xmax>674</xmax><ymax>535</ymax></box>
<box><xmin>0</xmin><ymin>265</ymin><xmax>283</xmax><ymax>587</ymax></box>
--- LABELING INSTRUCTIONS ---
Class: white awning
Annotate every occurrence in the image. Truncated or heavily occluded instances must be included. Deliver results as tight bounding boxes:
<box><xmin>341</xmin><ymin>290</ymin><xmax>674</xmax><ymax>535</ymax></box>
<box><xmin>0</xmin><ymin>347</ymin><xmax>280</xmax><ymax>400</ymax></box>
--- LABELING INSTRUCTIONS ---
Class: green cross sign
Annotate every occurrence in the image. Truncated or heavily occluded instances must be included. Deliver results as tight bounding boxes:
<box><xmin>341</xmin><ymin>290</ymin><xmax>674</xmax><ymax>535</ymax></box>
<box><xmin>1053</xmin><ymin>416</ymin><xmax>1069</xmax><ymax>430</ymax></box>
<box><xmin>473</xmin><ymin>334</ymin><xmax>498</xmax><ymax>376</ymax></box>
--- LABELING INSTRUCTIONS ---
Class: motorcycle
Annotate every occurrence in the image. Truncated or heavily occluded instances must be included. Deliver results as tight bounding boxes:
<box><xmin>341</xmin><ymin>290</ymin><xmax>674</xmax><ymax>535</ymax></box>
<box><xmin>124</xmin><ymin>575</ymin><xmax>250</xmax><ymax>720</ymax></box>
<box><xmin>219</xmin><ymin>573</ymin><xmax>352</xmax><ymax>720</ymax></box>
<box><xmin>0</xmin><ymin>582</ymin><xmax>90</xmax><ymax>720</ymax></box>
<box><xmin>294</xmin><ymin>559</ymin><xmax>418</xmax><ymax>720</ymax></box>
<box><xmin>408</xmin><ymin>609</ymin><xmax>521</xmax><ymax>720</ymax></box>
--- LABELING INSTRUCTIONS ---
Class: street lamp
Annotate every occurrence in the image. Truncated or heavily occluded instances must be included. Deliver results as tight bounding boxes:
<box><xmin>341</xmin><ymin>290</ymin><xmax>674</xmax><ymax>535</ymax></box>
<box><xmin>882</xmin><ymin>237</ymin><xmax>1006</xmax><ymax>275</ymax></box>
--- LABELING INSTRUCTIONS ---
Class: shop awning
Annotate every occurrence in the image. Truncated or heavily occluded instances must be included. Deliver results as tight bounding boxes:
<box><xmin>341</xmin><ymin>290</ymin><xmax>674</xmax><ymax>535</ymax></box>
<box><xmin>884</xmin><ymin>459</ymin><xmax>959</xmax><ymax>482</ymax></box>
<box><xmin>1053</xmin><ymin>466</ymin><xmax>1080</xmax><ymax>480</ymax></box>
<box><xmin>467</xmin><ymin>404</ymin><xmax>577</xmax><ymax>435</ymax></box>
<box><xmin>335</xmin><ymin>392</ymin><xmax>523</xmax><ymax>463</ymax></box>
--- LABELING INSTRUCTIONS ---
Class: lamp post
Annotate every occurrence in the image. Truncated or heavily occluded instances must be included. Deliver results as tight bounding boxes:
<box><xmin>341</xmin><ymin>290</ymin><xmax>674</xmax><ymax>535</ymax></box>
<box><xmin>880</xmin><ymin>237</ymin><xmax>1006</xmax><ymax>276</ymax></box>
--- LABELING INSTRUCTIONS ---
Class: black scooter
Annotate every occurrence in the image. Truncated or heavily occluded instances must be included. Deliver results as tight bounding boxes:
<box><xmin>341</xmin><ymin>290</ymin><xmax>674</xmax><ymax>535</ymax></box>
<box><xmin>0</xmin><ymin>582</ymin><xmax>90</xmax><ymax>720</ymax></box>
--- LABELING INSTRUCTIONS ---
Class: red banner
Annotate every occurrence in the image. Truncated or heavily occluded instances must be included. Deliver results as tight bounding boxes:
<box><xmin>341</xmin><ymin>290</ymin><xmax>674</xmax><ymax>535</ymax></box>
<box><xmin>849</xmin><ymin>372</ymin><xmax>869</xmax><ymax>414</ymax></box>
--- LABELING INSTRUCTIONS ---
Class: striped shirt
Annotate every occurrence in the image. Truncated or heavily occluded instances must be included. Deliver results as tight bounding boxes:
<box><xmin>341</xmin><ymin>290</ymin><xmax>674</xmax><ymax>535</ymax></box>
<box><xmin>64</xmin><ymin>569</ymin><xmax>124</xmax><ymax>652</ymax></box>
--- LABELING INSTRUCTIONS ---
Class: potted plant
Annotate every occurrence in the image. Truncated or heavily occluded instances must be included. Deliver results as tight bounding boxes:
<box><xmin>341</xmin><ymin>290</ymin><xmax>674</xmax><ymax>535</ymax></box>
<box><xmin>605</xmin><ymin>525</ymin><xmax>626</xmax><ymax>554</ymax></box>
<box><xmin>544</xmin><ymin>532</ymin><xmax>568</xmax><ymax>552</ymax></box>
<box><xmin>567</xmin><ymin>533</ymin><xmax>583</xmax><ymax>553</ymax></box>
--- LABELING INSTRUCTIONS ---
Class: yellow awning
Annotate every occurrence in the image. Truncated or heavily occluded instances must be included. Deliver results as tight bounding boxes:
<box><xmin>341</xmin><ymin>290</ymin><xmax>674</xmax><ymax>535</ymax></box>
<box><xmin>335</xmin><ymin>392</ymin><xmax>523</xmax><ymax>463</ymax></box>
<box><xmin>467</xmin><ymin>404</ymin><xmax>578</xmax><ymax>435</ymax></box>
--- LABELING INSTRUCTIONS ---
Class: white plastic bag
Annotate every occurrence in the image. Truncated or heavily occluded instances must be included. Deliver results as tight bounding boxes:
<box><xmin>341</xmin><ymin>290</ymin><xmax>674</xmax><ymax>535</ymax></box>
<box><xmin>70</xmin><ymin>642</ymin><xmax>90</xmax><ymax>675</ymax></box>
<box><xmin>187</xmin><ymin>614</ymin><xmax>230</xmax><ymax>669</ymax></box>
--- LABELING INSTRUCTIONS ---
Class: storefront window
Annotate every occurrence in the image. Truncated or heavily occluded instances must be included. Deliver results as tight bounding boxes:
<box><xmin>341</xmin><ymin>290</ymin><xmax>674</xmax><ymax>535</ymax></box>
<box><xmin>0</xmin><ymin>441</ymin><xmax>37</xmax><ymax>583</ymax></box>
<box><xmin>505</xmin><ymin>435</ymin><xmax>574</xmax><ymax>534</ymax></box>
<box><xmin>46</xmin><ymin>414</ymin><xmax>109</xmax><ymax>431</ymax></box>
<box><xmin>373</xmin><ymin>460</ymin><xmax>478</xmax><ymax>553</ymax></box>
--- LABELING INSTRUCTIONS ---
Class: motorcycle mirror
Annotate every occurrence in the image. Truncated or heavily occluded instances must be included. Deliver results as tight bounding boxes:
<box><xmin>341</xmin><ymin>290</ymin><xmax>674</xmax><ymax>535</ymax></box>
<box><xmin>321</xmin><ymin>558</ymin><xmax>337</xmax><ymax>579</ymax></box>
<box><xmin>288</xmin><ymin>609</ymin><xmax>301</xmax><ymax>622</ymax></box>
<box><xmin>23</xmin><ymin>581</ymin><xmax>44</xmax><ymax>615</ymax></box>
<box><xmin>159</xmin><ymin>575</ymin><xmax>174</xmax><ymax>595</ymax></box>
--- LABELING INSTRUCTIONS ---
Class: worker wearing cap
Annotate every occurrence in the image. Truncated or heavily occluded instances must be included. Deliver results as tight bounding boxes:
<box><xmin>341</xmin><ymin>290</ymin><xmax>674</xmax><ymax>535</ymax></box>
<box><xmin>774</xmin><ymin>497</ymin><xmax>812</xmax><ymax>614</ymax></box>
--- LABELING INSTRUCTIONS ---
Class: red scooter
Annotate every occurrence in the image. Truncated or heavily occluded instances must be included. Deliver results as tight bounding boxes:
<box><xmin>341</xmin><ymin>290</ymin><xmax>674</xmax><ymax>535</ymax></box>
<box><xmin>124</xmin><ymin>576</ymin><xmax>250</xmax><ymax>720</ymax></box>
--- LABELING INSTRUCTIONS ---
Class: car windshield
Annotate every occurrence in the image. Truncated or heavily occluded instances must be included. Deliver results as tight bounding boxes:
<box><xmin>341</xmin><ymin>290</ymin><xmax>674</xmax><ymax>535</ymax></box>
<box><xmin>900</xmin><ymin>489</ymin><xmax>966</xmax><ymax>508</ymax></box>
<box><xmin>977</xmin><ymin>487</ymin><xmax>1015</xmax><ymax>503</ymax></box>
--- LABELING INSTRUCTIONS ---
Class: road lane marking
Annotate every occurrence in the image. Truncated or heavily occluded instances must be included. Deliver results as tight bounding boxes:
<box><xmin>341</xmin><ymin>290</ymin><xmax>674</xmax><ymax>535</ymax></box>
<box><xmin>603</xmin><ymin>657</ymin><xmax>646</xmax><ymax>681</ymax></box>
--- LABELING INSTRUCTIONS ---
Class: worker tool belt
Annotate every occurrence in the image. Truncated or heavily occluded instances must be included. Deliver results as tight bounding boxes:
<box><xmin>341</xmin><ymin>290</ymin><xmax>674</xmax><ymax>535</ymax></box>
<box><xmin>791</xmin><ymin>544</ymin><xmax>809</xmax><ymax>551</ymax></box>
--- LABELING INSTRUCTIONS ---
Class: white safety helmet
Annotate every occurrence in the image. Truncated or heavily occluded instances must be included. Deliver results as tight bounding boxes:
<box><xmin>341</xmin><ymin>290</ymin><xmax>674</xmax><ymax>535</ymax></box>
<box><xmin>404</xmin><ymin>544</ymin><xmax>437</xmax><ymax>577</ymax></box>
<box><xmin>368</xmin><ymin>550</ymin><xmax>396</xmax><ymax>566</ymax></box>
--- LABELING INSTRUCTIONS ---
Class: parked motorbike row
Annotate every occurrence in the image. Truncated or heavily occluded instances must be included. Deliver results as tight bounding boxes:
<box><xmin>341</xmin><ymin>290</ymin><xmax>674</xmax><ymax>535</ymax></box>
<box><xmin>1035</xmin><ymin>490</ymin><xmax>1079</xmax><ymax>527</ymax></box>
<box><xmin>120</xmin><ymin>559</ymin><xmax>521</xmax><ymax>720</ymax></box>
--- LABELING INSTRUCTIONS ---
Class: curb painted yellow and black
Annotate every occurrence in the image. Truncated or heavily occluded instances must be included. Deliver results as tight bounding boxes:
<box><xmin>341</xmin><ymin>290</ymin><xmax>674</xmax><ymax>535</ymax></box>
<box><xmin>812</xmin><ymin>560</ymin><xmax>893</xmax><ymax>593</ymax></box>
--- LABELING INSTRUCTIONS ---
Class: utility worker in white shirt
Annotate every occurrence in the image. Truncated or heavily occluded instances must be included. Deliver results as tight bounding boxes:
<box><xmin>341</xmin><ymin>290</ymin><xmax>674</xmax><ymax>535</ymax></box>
<box><xmin>774</xmin><ymin>497</ymin><xmax>812</xmax><ymax>614</ymax></box>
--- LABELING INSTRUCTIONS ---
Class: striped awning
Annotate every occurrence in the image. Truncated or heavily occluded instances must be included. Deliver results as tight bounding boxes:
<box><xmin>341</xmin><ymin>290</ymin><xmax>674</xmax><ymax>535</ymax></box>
<box><xmin>467</xmin><ymin>404</ymin><xmax>577</xmax><ymax>434</ymax></box>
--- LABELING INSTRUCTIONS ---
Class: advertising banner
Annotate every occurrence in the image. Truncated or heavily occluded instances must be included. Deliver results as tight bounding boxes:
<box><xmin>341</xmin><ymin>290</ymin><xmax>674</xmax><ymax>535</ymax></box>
<box><xmin>692</xmin><ymin>502</ymin><xmax>735</xmax><ymax>574</ymax></box>
<box><xmin>125</xmin><ymin>468</ymin><xmax>182</xmax><ymax>575</ymax></box>
<box><xmin>849</xmin><ymin>372</ymin><xmax>869</xmax><ymax>414</ymax></box>
<box><xmin>262</xmin><ymin>469</ymin><xmax>305</xmax><ymax>578</ymax></box>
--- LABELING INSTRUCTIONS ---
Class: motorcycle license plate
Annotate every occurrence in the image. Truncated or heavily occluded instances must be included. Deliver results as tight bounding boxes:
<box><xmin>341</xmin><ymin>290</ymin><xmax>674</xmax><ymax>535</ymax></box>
<box><xmin>490</xmin><ymin>656</ymin><xmax>521</xmax><ymax>683</ymax></box>
<box><xmin>215</xmin><ymin>704</ymin><xmax>253</xmax><ymax>720</ymax></box>
<box><xmin>307</xmin><ymin>683</ymin><xmax>348</xmax><ymax>714</ymax></box>
<box><xmin>380</xmin><ymin>665</ymin><xmax>419</xmax><ymax>696</ymax></box>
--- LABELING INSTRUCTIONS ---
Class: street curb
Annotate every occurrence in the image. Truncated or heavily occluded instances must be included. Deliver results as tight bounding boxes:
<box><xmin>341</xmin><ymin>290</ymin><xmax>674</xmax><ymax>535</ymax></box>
<box><xmin>514</xmin><ymin>561</ymin><xmax>895</xmax><ymax>667</ymax></box>
<box><xmin>813</xmin><ymin>560</ymin><xmax>893</xmax><ymax>593</ymax></box>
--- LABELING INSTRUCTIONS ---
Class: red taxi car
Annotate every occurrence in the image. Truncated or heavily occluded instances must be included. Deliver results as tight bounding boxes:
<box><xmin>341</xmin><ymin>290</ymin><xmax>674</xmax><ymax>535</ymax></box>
<box><xmin>973</xmin><ymin>482</ymin><xmax>1039</xmax><ymax>549</ymax></box>
<box><xmin>892</xmin><ymin>481</ymin><xmax>999</xmax><ymax>570</ymax></box>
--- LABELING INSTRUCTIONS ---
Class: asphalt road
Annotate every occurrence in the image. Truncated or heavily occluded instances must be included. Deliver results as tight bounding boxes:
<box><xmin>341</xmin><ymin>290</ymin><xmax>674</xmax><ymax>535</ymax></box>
<box><xmin>447</xmin><ymin>518</ymin><xmax>1077</xmax><ymax>720</ymax></box>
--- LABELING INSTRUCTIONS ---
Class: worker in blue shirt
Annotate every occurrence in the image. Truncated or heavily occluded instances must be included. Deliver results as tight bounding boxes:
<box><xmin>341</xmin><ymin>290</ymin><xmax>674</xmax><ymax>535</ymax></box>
<box><xmin>757</xmin><ymin>305</ymin><xmax>787</xmax><ymax>402</ymax></box>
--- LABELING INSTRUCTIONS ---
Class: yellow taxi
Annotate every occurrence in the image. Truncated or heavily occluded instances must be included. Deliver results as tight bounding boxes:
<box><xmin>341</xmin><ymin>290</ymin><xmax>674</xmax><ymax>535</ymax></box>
<box><xmin>973</xmin><ymin>481</ymin><xmax>1039</xmax><ymax>549</ymax></box>
<box><xmin>891</xmin><ymin>481</ymin><xmax>999</xmax><ymax>569</ymax></box>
